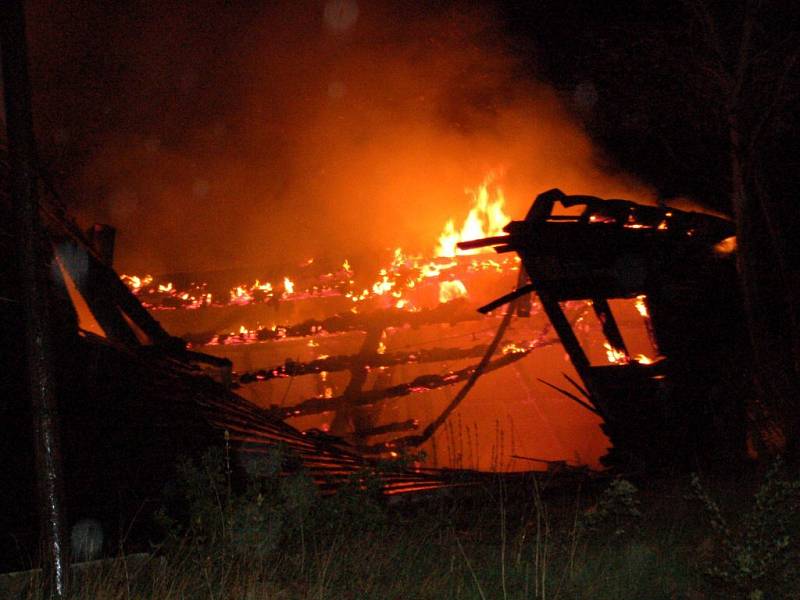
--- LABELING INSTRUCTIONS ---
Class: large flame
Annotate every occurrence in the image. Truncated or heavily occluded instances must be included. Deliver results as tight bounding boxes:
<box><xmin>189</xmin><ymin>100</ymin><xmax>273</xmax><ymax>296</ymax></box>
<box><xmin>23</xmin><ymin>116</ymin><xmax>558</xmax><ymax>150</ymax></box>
<box><xmin>435</xmin><ymin>175</ymin><xmax>511</xmax><ymax>257</ymax></box>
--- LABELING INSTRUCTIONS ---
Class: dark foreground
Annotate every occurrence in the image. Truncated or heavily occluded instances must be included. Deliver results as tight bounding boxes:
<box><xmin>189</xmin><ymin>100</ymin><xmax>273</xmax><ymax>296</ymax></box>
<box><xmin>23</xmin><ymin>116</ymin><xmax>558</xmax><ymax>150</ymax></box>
<box><xmin>4</xmin><ymin>455</ymin><xmax>799</xmax><ymax>600</ymax></box>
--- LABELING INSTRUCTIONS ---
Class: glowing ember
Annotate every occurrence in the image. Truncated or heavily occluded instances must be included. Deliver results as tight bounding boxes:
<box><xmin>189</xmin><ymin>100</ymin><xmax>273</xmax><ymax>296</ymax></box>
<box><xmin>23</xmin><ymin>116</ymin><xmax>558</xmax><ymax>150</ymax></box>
<box><xmin>436</xmin><ymin>174</ymin><xmax>511</xmax><ymax>257</ymax></box>
<box><xmin>713</xmin><ymin>236</ymin><xmax>737</xmax><ymax>255</ymax></box>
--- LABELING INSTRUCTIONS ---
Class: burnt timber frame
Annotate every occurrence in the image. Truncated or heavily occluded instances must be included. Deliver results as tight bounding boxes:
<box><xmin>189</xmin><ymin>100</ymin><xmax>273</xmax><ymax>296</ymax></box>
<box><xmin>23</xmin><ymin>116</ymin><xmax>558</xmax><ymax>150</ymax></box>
<box><xmin>461</xmin><ymin>188</ymin><xmax>746</xmax><ymax>469</ymax></box>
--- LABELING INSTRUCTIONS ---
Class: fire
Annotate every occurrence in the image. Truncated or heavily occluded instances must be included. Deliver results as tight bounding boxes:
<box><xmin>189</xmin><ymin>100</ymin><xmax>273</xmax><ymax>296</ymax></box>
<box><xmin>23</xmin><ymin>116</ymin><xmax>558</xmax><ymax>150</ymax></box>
<box><xmin>603</xmin><ymin>342</ymin><xmax>629</xmax><ymax>365</ymax></box>
<box><xmin>283</xmin><ymin>276</ymin><xmax>295</xmax><ymax>295</ymax></box>
<box><xmin>604</xmin><ymin>342</ymin><xmax>655</xmax><ymax>366</ymax></box>
<box><xmin>435</xmin><ymin>175</ymin><xmax>511</xmax><ymax>257</ymax></box>
<box><xmin>438</xmin><ymin>279</ymin><xmax>467</xmax><ymax>303</ymax></box>
<box><xmin>635</xmin><ymin>295</ymin><xmax>649</xmax><ymax>318</ymax></box>
<box><xmin>372</xmin><ymin>270</ymin><xmax>395</xmax><ymax>295</ymax></box>
<box><xmin>121</xmin><ymin>274</ymin><xmax>152</xmax><ymax>290</ymax></box>
<box><xmin>230</xmin><ymin>285</ymin><xmax>253</xmax><ymax>305</ymax></box>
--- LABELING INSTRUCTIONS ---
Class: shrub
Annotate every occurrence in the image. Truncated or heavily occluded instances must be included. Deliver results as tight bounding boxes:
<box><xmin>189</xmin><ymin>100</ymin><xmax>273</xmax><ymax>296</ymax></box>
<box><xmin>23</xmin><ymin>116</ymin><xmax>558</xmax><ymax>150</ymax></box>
<box><xmin>690</xmin><ymin>458</ymin><xmax>800</xmax><ymax>598</ymax></box>
<box><xmin>582</xmin><ymin>478</ymin><xmax>642</xmax><ymax>538</ymax></box>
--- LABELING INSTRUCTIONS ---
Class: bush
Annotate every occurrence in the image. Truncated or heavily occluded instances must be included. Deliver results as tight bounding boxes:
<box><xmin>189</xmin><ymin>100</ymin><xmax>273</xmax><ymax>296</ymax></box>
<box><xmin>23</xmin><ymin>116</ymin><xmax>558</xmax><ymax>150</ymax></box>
<box><xmin>155</xmin><ymin>443</ymin><xmax>389</xmax><ymax>562</ymax></box>
<box><xmin>582</xmin><ymin>478</ymin><xmax>642</xmax><ymax>538</ymax></box>
<box><xmin>690</xmin><ymin>458</ymin><xmax>800</xmax><ymax>598</ymax></box>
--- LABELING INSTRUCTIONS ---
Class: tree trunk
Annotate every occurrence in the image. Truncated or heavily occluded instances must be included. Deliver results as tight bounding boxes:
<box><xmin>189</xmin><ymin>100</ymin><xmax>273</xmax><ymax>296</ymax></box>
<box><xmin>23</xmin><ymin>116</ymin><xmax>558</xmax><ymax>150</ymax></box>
<box><xmin>730</xmin><ymin>123</ymin><xmax>800</xmax><ymax>458</ymax></box>
<box><xmin>1</xmin><ymin>1</ymin><xmax>69</xmax><ymax>595</ymax></box>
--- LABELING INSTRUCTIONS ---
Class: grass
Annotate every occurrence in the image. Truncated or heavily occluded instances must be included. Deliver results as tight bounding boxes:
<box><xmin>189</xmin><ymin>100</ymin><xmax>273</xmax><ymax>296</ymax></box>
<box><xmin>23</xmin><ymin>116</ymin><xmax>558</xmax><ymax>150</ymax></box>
<box><xmin>6</xmin><ymin>453</ymin><xmax>800</xmax><ymax>600</ymax></box>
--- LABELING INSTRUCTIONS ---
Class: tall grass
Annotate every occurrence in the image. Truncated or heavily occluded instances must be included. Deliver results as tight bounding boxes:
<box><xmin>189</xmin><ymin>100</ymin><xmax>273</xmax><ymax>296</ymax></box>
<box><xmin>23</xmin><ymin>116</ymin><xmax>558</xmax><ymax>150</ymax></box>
<box><xmin>6</xmin><ymin>454</ymin><xmax>799</xmax><ymax>599</ymax></box>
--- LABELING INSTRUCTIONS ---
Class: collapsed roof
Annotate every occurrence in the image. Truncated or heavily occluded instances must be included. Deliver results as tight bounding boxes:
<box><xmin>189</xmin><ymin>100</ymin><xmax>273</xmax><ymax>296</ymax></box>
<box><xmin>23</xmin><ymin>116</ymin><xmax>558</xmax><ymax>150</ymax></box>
<box><xmin>462</xmin><ymin>188</ymin><xmax>747</xmax><ymax>469</ymax></box>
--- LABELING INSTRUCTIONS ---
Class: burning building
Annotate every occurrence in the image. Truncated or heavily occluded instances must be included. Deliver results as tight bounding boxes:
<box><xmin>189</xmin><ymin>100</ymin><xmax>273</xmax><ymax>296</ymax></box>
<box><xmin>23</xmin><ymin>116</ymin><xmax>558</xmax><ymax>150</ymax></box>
<box><xmin>1</xmin><ymin>1</ymin><xmax>753</xmax><ymax>576</ymax></box>
<box><xmin>119</xmin><ymin>180</ymin><xmax>747</xmax><ymax>473</ymax></box>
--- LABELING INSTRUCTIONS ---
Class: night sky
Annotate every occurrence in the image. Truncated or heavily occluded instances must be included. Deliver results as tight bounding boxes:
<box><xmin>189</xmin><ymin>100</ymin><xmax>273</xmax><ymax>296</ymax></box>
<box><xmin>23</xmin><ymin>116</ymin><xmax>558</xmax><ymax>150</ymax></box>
<box><xmin>13</xmin><ymin>0</ymin><xmax>800</xmax><ymax>273</ymax></box>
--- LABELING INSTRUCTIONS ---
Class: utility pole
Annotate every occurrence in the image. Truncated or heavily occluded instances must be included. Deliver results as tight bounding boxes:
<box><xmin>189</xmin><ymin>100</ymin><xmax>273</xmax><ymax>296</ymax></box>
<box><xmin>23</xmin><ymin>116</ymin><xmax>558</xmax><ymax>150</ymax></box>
<box><xmin>1</xmin><ymin>1</ymin><xmax>68</xmax><ymax>597</ymax></box>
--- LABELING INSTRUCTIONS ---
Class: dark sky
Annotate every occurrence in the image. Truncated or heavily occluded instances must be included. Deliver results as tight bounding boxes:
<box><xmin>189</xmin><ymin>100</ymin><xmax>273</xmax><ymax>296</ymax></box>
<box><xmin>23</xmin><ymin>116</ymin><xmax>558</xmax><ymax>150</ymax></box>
<box><xmin>15</xmin><ymin>0</ymin><xmax>798</xmax><ymax>274</ymax></box>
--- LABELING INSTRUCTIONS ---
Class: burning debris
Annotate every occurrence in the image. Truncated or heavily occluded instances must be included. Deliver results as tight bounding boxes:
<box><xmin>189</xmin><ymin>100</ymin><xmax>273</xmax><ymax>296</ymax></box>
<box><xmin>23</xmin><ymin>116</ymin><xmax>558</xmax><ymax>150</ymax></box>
<box><xmin>125</xmin><ymin>183</ymin><xmax>745</xmax><ymax>473</ymax></box>
<box><xmin>462</xmin><ymin>188</ymin><xmax>747</xmax><ymax>469</ymax></box>
<box><xmin>120</xmin><ymin>180</ymin><xmax>614</xmax><ymax>470</ymax></box>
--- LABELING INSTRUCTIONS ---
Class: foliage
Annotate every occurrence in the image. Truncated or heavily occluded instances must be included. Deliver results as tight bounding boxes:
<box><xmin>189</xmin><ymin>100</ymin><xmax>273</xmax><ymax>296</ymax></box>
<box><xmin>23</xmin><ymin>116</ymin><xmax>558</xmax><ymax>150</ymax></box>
<box><xmin>582</xmin><ymin>478</ymin><xmax>642</xmax><ymax>538</ymax></box>
<box><xmin>155</xmin><ymin>443</ymin><xmax>387</xmax><ymax>562</ymax></box>
<box><xmin>689</xmin><ymin>459</ymin><xmax>800</xmax><ymax>598</ymax></box>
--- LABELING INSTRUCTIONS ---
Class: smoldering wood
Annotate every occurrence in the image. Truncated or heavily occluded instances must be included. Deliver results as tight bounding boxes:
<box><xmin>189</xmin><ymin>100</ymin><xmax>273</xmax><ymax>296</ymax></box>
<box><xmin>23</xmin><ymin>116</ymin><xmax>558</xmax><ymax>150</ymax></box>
<box><xmin>234</xmin><ymin>337</ymin><xmax>547</xmax><ymax>384</ymax></box>
<box><xmin>187</xmin><ymin>298</ymin><xmax>483</xmax><ymax>346</ymax></box>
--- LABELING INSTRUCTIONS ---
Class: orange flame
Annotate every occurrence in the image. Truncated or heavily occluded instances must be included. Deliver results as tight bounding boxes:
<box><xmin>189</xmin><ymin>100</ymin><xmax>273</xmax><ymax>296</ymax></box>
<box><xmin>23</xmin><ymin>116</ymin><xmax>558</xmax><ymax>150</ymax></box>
<box><xmin>436</xmin><ymin>175</ymin><xmax>511</xmax><ymax>257</ymax></box>
<box><xmin>438</xmin><ymin>279</ymin><xmax>468</xmax><ymax>303</ymax></box>
<box><xmin>603</xmin><ymin>342</ymin><xmax>629</xmax><ymax>365</ymax></box>
<box><xmin>634</xmin><ymin>295</ymin><xmax>649</xmax><ymax>318</ymax></box>
<box><xmin>283</xmin><ymin>276</ymin><xmax>295</xmax><ymax>295</ymax></box>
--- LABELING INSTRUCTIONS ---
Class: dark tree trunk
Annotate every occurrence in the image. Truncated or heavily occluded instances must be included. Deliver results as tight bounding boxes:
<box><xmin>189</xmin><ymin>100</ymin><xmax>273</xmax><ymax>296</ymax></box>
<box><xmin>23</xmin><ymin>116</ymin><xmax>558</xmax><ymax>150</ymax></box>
<box><xmin>1</xmin><ymin>1</ymin><xmax>69</xmax><ymax>595</ymax></box>
<box><xmin>730</xmin><ymin>124</ymin><xmax>800</xmax><ymax>459</ymax></box>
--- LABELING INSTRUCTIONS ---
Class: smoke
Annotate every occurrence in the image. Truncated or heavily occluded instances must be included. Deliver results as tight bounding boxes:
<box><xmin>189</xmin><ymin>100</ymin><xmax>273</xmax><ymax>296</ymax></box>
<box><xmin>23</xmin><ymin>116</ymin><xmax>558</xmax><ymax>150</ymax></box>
<box><xmin>30</xmin><ymin>1</ymin><xmax>652</xmax><ymax>274</ymax></box>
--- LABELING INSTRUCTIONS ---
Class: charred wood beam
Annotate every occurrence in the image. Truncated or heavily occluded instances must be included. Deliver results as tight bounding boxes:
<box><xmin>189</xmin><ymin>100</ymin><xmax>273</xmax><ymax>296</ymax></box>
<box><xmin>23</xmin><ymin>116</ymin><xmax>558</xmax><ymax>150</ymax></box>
<box><xmin>537</xmin><ymin>293</ymin><xmax>604</xmax><ymax>410</ymax></box>
<box><xmin>477</xmin><ymin>283</ymin><xmax>536</xmax><ymax>314</ymax></box>
<box><xmin>352</xmin><ymin>419</ymin><xmax>419</xmax><ymax>438</ymax></box>
<box><xmin>193</xmin><ymin>299</ymin><xmax>482</xmax><ymax>346</ymax></box>
<box><xmin>330</xmin><ymin>324</ymin><xmax>384</xmax><ymax>436</ymax></box>
<box><xmin>359</xmin><ymin>294</ymin><xmax>523</xmax><ymax>454</ymax></box>
<box><xmin>591</xmin><ymin>297</ymin><xmax>629</xmax><ymax>358</ymax></box>
<box><xmin>270</xmin><ymin>344</ymin><xmax>545</xmax><ymax>420</ymax></box>
<box><xmin>235</xmin><ymin>338</ymin><xmax>541</xmax><ymax>384</ymax></box>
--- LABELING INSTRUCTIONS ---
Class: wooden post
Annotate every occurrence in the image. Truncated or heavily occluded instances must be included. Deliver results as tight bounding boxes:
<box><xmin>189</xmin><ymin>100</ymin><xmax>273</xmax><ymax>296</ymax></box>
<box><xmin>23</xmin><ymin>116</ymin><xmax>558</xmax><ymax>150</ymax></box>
<box><xmin>86</xmin><ymin>223</ymin><xmax>116</xmax><ymax>266</ymax></box>
<box><xmin>1</xmin><ymin>2</ymin><xmax>68</xmax><ymax>597</ymax></box>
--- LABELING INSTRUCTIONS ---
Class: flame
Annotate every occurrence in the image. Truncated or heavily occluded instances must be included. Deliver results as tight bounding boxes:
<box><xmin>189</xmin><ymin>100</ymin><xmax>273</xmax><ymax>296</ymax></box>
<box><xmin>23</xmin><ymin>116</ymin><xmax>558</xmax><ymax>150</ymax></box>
<box><xmin>121</xmin><ymin>273</ymin><xmax>152</xmax><ymax>291</ymax></box>
<box><xmin>253</xmin><ymin>279</ymin><xmax>273</xmax><ymax>293</ymax></box>
<box><xmin>436</xmin><ymin>175</ymin><xmax>511</xmax><ymax>257</ymax></box>
<box><xmin>283</xmin><ymin>276</ymin><xmax>295</xmax><ymax>295</ymax></box>
<box><xmin>603</xmin><ymin>342</ymin><xmax>629</xmax><ymax>365</ymax></box>
<box><xmin>230</xmin><ymin>285</ymin><xmax>253</xmax><ymax>305</ymax></box>
<box><xmin>438</xmin><ymin>279</ymin><xmax>468</xmax><ymax>303</ymax></box>
<box><xmin>635</xmin><ymin>295</ymin><xmax>649</xmax><ymax>318</ymax></box>
<box><xmin>372</xmin><ymin>270</ymin><xmax>395</xmax><ymax>295</ymax></box>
